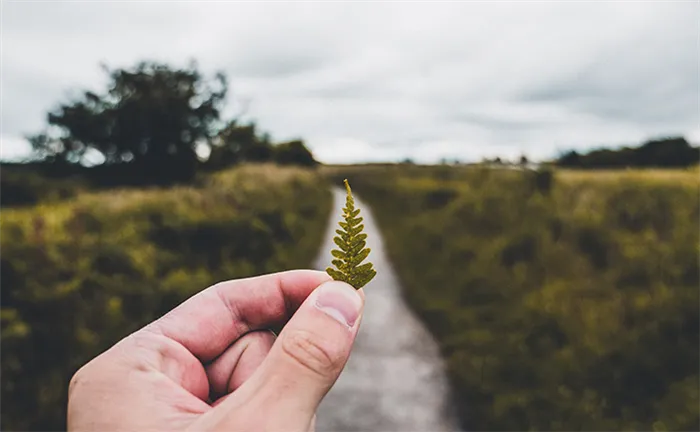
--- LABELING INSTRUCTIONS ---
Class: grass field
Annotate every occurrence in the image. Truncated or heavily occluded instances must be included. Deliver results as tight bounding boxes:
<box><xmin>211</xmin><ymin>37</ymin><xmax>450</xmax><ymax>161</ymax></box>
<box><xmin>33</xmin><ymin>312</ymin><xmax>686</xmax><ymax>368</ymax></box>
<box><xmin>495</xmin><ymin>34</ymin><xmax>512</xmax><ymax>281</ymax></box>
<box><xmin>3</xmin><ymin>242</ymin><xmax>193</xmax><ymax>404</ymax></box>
<box><xmin>558</xmin><ymin>167</ymin><xmax>699</xmax><ymax>185</ymax></box>
<box><xmin>326</xmin><ymin>165</ymin><xmax>699</xmax><ymax>431</ymax></box>
<box><xmin>1</xmin><ymin>164</ymin><xmax>332</xmax><ymax>431</ymax></box>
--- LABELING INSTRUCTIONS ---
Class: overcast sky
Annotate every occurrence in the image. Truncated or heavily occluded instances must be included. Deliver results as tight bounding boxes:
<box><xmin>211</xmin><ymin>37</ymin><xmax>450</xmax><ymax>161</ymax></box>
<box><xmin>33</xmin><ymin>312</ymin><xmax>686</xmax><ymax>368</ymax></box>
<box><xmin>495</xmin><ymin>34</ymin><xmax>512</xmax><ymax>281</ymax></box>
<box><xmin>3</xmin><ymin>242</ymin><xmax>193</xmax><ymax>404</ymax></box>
<box><xmin>2</xmin><ymin>1</ymin><xmax>698</xmax><ymax>164</ymax></box>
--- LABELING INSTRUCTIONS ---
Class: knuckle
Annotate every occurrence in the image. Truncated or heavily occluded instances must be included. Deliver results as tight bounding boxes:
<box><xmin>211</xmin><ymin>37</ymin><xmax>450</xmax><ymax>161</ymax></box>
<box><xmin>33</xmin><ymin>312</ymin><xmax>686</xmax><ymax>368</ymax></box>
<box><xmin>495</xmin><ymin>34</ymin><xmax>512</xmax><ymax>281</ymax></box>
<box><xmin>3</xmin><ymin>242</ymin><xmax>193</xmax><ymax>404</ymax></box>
<box><xmin>68</xmin><ymin>364</ymin><xmax>90</xmax><ymax>397</ymax></box>
<box><xmin>281</xmin><ymin>329</ymin><xmax>343</xmax><ymax>377</ymax></box>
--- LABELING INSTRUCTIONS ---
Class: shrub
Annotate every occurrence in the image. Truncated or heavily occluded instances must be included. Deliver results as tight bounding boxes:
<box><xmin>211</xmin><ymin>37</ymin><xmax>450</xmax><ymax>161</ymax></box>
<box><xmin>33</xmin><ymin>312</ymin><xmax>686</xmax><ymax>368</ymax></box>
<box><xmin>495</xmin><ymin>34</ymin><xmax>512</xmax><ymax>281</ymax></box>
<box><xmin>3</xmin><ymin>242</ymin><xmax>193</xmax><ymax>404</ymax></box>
<box><xmin>1</xmin><ymin>166</ymin><xmax>83</xmax><ymax>207</ymax></box>
<box><xmin>531</xmin><ymin>167</ymin><xmax>554</xmax><ymax>194</ymax></box>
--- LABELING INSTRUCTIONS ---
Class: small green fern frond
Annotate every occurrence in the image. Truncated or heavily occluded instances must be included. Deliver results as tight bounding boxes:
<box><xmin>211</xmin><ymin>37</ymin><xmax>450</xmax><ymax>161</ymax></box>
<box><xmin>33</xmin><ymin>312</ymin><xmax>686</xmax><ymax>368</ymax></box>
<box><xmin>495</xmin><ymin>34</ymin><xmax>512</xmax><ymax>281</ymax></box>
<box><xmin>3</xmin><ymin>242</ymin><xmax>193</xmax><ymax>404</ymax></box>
<box><xmin>325</xmin><ymin>179</ymin><xmax>377</xmax><ymax>289</ymax></box>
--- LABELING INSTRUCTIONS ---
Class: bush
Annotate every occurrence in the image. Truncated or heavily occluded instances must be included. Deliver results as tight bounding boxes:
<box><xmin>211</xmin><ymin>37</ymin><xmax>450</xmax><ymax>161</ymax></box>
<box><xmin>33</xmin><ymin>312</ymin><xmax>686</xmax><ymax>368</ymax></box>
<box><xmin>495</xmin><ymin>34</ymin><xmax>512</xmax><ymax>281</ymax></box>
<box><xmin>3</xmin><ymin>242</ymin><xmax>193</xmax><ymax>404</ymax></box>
<box><xmin>531</xmin><ymin>167</ymin><xmax>554</xmax><ymax>194</ymax></box>
<box><xmin>1</xmin><ymin>164</ymin><xmax>332</xmax><ymax>431</ymax></box>
<box><xmin>1</xmin><ymin>165</ymin><xmax>83</xmax><ymax>207</ymax></box>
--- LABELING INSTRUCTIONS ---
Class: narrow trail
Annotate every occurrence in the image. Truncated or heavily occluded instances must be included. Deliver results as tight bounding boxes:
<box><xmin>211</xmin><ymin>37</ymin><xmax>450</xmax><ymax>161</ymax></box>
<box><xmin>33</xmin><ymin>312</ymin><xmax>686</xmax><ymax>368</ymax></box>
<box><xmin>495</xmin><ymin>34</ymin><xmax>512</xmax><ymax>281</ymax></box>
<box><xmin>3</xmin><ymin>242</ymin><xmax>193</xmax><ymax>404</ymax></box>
<box><xmin>314</xmin><ymin>188</ymin><xmax>459</xmax><ymax>432</ymax></box>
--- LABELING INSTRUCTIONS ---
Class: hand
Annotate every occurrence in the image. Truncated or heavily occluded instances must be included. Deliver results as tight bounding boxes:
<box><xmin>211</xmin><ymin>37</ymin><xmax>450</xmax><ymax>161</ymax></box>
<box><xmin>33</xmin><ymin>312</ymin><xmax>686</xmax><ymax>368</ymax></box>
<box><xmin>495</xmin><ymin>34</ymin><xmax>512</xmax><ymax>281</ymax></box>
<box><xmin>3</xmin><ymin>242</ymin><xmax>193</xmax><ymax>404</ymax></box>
<box><xmin>67</xmin><ymin>270</ymin><xmax>364</xmax><ymax>431</ymax></box>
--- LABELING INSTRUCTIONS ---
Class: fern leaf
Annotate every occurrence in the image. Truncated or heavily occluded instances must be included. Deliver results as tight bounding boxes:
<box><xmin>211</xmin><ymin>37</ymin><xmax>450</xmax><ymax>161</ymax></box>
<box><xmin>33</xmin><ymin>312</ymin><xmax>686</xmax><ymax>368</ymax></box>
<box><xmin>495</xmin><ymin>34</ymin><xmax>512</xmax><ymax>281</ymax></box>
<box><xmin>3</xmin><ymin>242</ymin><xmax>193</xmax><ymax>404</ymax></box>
<box><xmin>325</xmin><ymin>179</ymin><xmax>377</xmax><ymax>289</ymax></box>
<box><xmin>326</xmin><ymin>267</ymin><xmax>347</xmax><ymax>283</ymax></box>
<box><xmin>333</xmin><ymin>237</ymin><xmax>349</xmax><ymax>251</ymax></box>
<box><xmin>348</xmin><ymin>248</ymin><xmax>370</xmax><ymax>266</ymax></box>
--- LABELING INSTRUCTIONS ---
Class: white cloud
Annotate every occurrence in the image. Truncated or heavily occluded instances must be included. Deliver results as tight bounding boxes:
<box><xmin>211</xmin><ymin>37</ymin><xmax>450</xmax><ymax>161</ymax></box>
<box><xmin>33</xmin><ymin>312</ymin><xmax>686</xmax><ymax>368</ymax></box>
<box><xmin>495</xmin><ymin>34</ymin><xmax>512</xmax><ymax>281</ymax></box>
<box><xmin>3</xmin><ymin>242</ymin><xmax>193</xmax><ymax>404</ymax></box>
<box><xmin>311</xmin><ymin>137</ymin><xmax>400</xmax><ymax>164</ymax></box>
<box><xmin>0</xmin><ymin>135</ymin><xmax>33</xmax><ymax>161</ymax></box>
<box><xmin>2</xmin><ymin>1</ymin><xmax>698</xmax><ymax>164</ymax></box>
<box><xmin>687</xmin><ymin>129</ymin><xmax>700</xmax><ymax>146</ymax></box>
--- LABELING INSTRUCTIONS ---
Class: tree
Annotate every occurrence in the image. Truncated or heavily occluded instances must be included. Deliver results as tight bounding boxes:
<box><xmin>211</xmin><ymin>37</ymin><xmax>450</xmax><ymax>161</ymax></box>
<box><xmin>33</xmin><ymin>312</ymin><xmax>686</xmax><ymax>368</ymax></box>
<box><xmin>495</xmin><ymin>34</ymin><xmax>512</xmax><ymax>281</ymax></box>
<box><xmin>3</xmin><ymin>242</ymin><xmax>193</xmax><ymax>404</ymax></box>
<box><xmin>207</xmin><ymin>121</ymin><xmax>270</xmax><ymax>169</ymax></box>
<box><xmin>519</xmin><ymin>155</ymin><xmax>529</xmax><ymax>166</ymax></box>
<box><xmin>555</xmin><ymin>137</ymin><xmax>700</xmax><ymax>169</ymax></box>
<box><xmin>273</xmin><ymin>140</ymin><xmax>317</xmax><ymax>166</ymax></box>
<box><xmin>557</xmin><ymin>150</ymin><xmax>581</xmax><ymax>167</ymax></box>
<box><xmin>29</xmin><ymin>61</ymin><xmax>228</xmax><ymax>184</ymax></box>
<box><xmin>635</xmin><ymin>137</ymin><xmax>699</xmax><ymax>167</ymax></box>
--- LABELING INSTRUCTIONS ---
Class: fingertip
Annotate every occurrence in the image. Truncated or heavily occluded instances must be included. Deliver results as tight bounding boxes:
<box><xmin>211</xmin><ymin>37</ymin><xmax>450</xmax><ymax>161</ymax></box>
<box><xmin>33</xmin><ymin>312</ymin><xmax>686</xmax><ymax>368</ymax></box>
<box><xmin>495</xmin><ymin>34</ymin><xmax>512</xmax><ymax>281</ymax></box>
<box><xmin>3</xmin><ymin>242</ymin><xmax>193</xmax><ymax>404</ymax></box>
<box><xmin>311</xmin><ymin>281</ymin><xmax>363</xmax><ymax>328</ymax></box>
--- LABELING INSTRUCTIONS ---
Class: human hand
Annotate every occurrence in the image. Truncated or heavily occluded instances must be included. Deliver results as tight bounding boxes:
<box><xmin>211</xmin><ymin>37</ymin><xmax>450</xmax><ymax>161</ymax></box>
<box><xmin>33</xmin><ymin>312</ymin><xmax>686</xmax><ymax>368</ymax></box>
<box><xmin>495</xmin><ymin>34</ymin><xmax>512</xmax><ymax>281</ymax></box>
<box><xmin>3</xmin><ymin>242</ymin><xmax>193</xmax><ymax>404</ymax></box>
<box><xmin>67</xmin><ymin>270</ymin><xmax>364</xmax><ymax>431</ymax></box>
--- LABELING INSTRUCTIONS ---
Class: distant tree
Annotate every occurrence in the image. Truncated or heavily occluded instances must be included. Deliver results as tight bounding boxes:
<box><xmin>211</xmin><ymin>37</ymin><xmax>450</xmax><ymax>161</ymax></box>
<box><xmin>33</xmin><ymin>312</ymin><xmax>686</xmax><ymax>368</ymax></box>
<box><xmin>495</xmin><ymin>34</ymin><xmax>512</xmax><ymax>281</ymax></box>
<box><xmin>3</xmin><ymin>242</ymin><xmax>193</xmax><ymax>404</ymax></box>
<box><xmin>556</xmin><ymin>137</ymin><xmax>699</xmax><ymax>169</ymax></box>
<box><xmin>207</xmin><ymin>121</ymin><xmax>273</xmax><ymax>169</ymax></box>
<box><xmin>207</xmin><ymin>123</ymin><xmax>316</xmax><ymax>169</ymax></box>
<box><xmin>242</xmin><ymin>142</ymin><xmax>274</xmax><ymax>163</ymax></box>
<box><xmin>557</xmin><ymin>150</ymin><xmax>581</xmax><ymax>167</ymax></box>
<box><xmin>519</xmin><ymin>155</ymin><xmax>529</xmax><ymax>166</ymax></box>
<box><xmin>635</xmin><ymin>137</ymin><xmax>699</xmax><ymax>167</ymax></box>
<box><xmin>29</xmin><ymin>61</ymin><xmax>227</xmax><ymax>184</ymax></box>
<box><xmin>273</xmin><ymin>140</ymin><xmax>317</xmax><ymax>166</ymax></box>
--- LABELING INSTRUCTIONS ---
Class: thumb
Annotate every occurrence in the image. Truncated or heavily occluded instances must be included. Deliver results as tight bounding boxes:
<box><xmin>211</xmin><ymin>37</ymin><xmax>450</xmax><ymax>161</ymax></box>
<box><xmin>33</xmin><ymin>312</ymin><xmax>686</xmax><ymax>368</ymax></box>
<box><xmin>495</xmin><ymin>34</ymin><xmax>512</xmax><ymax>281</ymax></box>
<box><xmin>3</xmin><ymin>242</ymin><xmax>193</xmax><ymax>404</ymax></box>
<box><xmin>206</xmin><ymin>280</ymin><xmax>364</xmax><ymax>431</ymax></box>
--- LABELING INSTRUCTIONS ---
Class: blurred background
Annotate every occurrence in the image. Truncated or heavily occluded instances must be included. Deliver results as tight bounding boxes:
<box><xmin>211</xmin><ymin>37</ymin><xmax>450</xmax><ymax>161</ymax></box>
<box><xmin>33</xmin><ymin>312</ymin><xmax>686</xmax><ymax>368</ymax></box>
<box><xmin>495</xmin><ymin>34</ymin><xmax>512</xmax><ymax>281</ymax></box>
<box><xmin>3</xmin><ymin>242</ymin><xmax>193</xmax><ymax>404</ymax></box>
<box><xmin>1</xmin><ymin>1</ymin><xmax>698</xmax><ymax>431</ymax></box>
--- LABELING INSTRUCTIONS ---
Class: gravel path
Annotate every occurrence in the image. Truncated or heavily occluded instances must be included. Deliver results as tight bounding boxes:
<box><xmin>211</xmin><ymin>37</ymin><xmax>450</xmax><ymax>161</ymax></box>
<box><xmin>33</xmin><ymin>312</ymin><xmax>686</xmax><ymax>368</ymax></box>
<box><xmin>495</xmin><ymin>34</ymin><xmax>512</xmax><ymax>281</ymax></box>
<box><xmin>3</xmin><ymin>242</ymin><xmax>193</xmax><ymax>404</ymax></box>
<box><xmin>314</xmin><ymin>187</ymin><xmax>459</xmax><ymax>432</ymax></box>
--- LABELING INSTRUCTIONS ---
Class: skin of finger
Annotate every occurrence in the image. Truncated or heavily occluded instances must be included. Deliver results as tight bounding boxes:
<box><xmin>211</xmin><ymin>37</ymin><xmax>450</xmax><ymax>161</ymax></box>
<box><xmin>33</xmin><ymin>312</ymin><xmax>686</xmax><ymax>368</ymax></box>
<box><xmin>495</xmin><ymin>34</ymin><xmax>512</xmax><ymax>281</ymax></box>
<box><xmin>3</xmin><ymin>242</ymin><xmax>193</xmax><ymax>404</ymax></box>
<box><xmin>200</xmin><ymin>287</ymin><xmax>362</xmax><ymax>403</ymax></box>
<box><xmin>148</xmin><ymin>270</ymin><xmax>331</xmax><ymax>363</ymax></box>
<box><xmin>193</xmin><ymin>283</ymin><xmax>364</xmax><ymax>431</ymax></box>
<box><xmin>135</xmin><ymin>330</ymin><xmax>212</xmax><ymax>401</ymax></box>
<box><xmin>206</xmin><ymin>330</ymin><xmax>276</xmax><ymax>398</ymax></box>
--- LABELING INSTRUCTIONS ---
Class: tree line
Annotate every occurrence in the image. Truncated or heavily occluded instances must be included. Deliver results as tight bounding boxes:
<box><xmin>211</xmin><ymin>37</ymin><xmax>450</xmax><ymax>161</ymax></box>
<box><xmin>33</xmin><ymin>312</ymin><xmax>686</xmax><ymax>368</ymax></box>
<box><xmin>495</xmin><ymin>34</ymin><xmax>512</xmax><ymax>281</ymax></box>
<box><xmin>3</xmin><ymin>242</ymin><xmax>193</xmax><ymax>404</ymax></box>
<box><xmin>22</xmin><ymin>61</ymin><xmax>316</xmax><ymax>186</ymax></box>
<box><xmin>556</xmin><ymin>136</ymin><xmax>699</xmax><ymax>169</ymax></box>
<box><xmin>8</xmin><ymin>59</ymin><xmax>698</xmax><ymax>188</ymax></box>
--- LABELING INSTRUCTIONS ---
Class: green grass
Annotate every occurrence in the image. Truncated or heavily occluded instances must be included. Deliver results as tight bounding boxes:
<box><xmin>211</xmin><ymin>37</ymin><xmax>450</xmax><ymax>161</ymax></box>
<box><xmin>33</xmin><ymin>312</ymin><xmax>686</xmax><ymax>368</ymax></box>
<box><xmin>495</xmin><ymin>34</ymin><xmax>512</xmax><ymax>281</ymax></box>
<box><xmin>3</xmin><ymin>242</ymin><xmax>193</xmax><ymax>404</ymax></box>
<box><xmin>1</xmin><ymin>164</ymin><xmax>332</xmax><ymax>431</ymax></box>
<box><xmin>326</xmin><ymin>165</ymin><xmax>699</xmax><ymax>431</ymax></box>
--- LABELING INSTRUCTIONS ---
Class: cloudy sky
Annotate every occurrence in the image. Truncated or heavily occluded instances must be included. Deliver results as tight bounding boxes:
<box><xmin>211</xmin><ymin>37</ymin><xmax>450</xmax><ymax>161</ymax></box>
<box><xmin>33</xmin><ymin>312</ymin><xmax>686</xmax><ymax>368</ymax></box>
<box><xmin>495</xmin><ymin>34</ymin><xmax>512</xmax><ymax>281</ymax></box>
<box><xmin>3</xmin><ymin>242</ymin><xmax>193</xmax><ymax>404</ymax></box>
<box><xmin>2</xmin><ymin>1</ymin><xmax>698</xmax><ymax>164</ymax></box>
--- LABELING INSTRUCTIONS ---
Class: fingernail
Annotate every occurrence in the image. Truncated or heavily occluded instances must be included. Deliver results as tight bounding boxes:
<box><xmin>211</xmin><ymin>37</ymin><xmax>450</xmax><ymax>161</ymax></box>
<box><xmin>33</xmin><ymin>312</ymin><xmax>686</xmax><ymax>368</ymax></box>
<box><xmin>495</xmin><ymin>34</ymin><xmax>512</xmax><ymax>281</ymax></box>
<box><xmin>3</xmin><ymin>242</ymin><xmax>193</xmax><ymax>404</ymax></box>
<box><xmin>313</xmin><ymin>281</ymin><xmax>363</xmax><ymax>328</ymax></box>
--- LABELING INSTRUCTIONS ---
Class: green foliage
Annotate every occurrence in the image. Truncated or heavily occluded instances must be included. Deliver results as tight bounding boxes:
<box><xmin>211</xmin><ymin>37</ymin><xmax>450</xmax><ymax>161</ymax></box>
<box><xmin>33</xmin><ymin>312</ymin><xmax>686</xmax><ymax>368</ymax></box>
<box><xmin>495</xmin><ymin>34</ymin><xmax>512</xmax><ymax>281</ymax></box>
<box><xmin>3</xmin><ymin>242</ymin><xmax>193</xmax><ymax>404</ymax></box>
<box><xmin>557</xmin><ymin>136</ymin><xmax>700</xmax><ymax>169</ymax></box>
<box><xmin>328</xmin><ymin>165</ymin><xmax>699</xmax><ymax>431</ymax></box>
<box><xmin>29</xmin><ymin>61</ymin><xmax>228</xmax><ymax>183</ymax></box>
<box><xmin>207</xmin><ymin>122</ymin><xmax>317</xmax><ymax>171</ymax></box>
<box><xmin>273</xmin><ymin>140</ymin><xmax>317</xmax><ymax>167</ymax></box>
<box><xmin>25</xmin><ymin>60</ymin><xmax>320</xmax><ymax>188</ymax></box>
<box><xmin>531</xmin><ymin>166</ymin><xmax>554</xmax><ymax>194</ymax></box>
<box><xmin>1</xmin><ymin>164</ymin><xmax>84</xmax><ymax>207</ymax></box>
<box><xmin>0</xmin><ymin>164</ymin><xmax>332</xmax><ymax>431</ymax></box>
<box><xmin>207</xmin><ymin>122</ymin><xmax>264</xmax><ymax>168</ymax></box>
<box><xmin>326</xmin><ymin>179</ymin><xmax>376</xmax><ymax>289</ymax></box>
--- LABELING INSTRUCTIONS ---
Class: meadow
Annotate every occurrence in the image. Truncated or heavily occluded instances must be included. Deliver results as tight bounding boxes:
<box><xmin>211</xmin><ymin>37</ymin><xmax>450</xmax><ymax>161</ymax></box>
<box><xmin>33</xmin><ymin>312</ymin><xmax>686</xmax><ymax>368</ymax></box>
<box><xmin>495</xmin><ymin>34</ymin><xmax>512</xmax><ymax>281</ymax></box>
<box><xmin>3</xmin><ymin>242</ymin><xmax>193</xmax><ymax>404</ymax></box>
<box><xmin>3</xmin><ymin>161</ymin><xmax>698</xmax><ymax>431</ymax></box>
<box><xmin>325</xmin><ymin>164</ymin><xmax>699</xmax><ymax>431</ymax></box>
<box><xmin>1</xmin><ymin>164</ymin><xmax>332</xmax><ymax>430</ymax></box>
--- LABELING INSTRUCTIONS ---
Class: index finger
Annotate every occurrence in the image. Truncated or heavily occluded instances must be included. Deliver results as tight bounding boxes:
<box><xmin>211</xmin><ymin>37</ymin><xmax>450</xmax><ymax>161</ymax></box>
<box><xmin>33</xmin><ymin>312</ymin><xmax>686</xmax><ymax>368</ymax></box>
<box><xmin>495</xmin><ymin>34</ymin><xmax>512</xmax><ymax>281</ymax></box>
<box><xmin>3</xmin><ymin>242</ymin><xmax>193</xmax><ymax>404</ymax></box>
<box><xmin>144</xmin><ymin>270</ymin><xmax>331</xmax><ymax>362</ymax></box>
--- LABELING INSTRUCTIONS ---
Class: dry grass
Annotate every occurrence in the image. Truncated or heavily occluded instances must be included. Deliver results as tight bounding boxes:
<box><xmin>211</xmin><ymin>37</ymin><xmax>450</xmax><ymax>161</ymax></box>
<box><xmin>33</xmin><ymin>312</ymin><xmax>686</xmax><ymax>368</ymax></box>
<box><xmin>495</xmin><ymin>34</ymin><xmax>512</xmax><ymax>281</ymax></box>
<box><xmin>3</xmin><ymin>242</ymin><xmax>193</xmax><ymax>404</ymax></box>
<box><xmin>558</xmin><ymin>167</ymin><xmax>700</xmax><ymax>185</ymax></box>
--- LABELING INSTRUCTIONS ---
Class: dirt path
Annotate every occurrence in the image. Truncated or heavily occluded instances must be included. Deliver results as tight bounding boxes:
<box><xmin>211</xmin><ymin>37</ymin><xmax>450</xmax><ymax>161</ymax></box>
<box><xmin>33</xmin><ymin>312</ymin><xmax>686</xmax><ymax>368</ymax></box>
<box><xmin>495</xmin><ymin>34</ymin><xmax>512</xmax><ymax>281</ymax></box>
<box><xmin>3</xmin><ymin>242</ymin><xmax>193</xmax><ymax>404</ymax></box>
<box><xmin>314</xmin><ymin>188</ymin><xmax>459</xmax><ymax>432</ymax></box>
